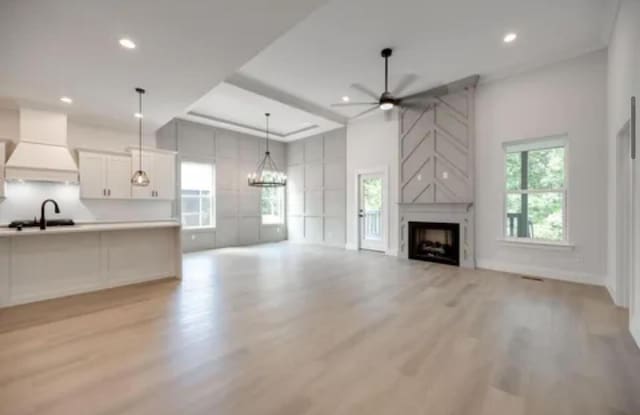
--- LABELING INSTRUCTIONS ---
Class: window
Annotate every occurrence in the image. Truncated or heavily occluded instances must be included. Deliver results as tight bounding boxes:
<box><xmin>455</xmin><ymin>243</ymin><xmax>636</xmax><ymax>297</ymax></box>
<box><xmin>261</xmin><ymin>171</ymin><xmax>285</xmax><ymax>225</ymax></box>
<box><xmin>504</xmin><ymin>136</ymin><xmax>567</xmax><ymax>242</ymax></box>
<box><xmin>181</xmin><ymin>161</ymin><xmax>215</xmax><ymax>229</ymax></box>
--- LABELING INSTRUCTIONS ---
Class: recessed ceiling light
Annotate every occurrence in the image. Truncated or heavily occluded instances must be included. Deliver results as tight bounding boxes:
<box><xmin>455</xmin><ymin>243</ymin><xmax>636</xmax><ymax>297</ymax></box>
<box><xmin>503</xmin><ymin>32</ymin><xmax>517</xmax><ymax>43</ymax></box>
<box><xmin>59</xmin><ymin>96</ymin><xmax>73</xmax><ymax>104</ymax></box>
<box><xmin>134</xmin><ymin>112</ymin><xmax>143</xmax><ymax>119</ymax></box>
<box><xmin>341</xmin><ymin>96</ymin><xmax>350</xmax><ymax>102</ymax></box>
<box><xmin>119</xmin><ymin>38</ymin><xmax>136</xmax><ymax>49</ymax></box>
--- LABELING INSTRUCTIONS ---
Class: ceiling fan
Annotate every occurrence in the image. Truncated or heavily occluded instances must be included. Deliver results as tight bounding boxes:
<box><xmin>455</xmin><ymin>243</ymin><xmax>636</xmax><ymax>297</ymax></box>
<box><xmin>331</xmin><ymin>48</ymin><xmax>479</xmax><ymax>119</ymax></box>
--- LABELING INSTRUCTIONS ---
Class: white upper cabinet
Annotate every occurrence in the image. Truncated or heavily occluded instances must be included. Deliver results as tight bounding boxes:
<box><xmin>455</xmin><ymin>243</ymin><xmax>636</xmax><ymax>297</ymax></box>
<box><xmin>107</xmin><ymin>155</ymin><xmax>133</xmax><ymax>199</ymax></box>
<box><xmin>79</xmin><ymin>151</ymin><xmax>132</xmax><ymax>199</ymax></box>
<box><xmin>130</xmin><ymin>149</ymin><xmax>176</xmax><ymax>200</ymax></box>
<box><xmin>152</xmin><ymin>152</ymin><xmax>176</xmax><ymax>200</ymax></box>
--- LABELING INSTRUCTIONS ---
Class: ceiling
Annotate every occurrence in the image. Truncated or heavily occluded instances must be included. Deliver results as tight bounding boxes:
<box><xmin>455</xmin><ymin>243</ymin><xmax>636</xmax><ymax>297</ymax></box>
<box><xmin>182</xmin><ymin>82</ymin><xmax>343</xmax><ymax>142</ymax></box>
<box><xmin>233</xmin><ymin>0</ymin><xmax>618</xmax><ymax>120</ymax></box>
<box><xmin>0</xmin><ymin>0</ymin><xmax>326</xmax><ymax>133</ymax></box>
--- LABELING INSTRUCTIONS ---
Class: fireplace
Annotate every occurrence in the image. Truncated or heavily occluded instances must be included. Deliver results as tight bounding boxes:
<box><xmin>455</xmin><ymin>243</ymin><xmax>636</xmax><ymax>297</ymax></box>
<box><xmin>408</xmin><ymin>221</ymin><xmax>460</xmax><ymax>266</ymax></box>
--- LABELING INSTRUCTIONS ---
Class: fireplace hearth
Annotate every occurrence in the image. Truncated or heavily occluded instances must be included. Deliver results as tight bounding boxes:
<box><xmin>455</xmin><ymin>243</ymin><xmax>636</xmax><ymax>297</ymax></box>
<box><xmin>408</xmin><ymin>221</ymin><xmax>460</xmax><ymax>266</ymax></box>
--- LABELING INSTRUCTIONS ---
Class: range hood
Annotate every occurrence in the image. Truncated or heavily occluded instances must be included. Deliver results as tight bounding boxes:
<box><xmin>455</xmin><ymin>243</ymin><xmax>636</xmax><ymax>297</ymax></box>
<box><xmin>5</xmin><ymin>109</ymin><xmax>78</xmax><ymax>183</ymax></box>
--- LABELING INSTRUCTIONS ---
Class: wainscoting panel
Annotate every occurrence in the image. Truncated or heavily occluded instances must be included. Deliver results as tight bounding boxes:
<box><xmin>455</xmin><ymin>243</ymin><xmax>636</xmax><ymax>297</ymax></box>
<box><xmin>286</xmin><ymin>128</ymin><xmax>346</xmax><ymax>247</ymax></box>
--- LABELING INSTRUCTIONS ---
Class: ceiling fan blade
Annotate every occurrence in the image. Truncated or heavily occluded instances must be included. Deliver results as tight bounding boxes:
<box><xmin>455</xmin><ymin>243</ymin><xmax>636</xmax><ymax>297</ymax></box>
<box><xmin>331</xmin><ymin>102</ymin><xmax>378</xmax><ymax>107</ymax></box>
<box><xmin>350</xmin><ymin>83</ymin><xmax>379</xmax><ymax>100</ymax></box>
<box><xmin>351</xmin><ymin>106</ymin><xmax>378</xmax><ymax>120</ymax></box>
<box><xmin>392</xmin><ymin>74</ymin><xmax>418</xmax><ymax>97</ymax></box>
<box><xmin>399</xmin><ymin>74</ymin><xmax>480</xmax><ymax>102</ymax></box>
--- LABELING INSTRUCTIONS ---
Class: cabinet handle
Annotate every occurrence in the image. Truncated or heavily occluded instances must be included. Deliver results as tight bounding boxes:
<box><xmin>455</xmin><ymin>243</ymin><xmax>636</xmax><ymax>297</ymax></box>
<box><xmin>103</xmin><ymin>189</ymin><xmax>106</xmax><ymax>196</ymax></box>
<box><xmin>108</xmin><ymin>189</ymin><xmax>111</xmax><ymax>196</ymax></box>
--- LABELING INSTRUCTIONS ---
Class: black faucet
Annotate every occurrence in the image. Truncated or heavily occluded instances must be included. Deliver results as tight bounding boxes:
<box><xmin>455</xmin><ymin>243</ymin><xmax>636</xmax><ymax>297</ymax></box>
<box><xmin>40</xmin><ymin>199</ymin><xmax>60</xmax><ymax>230</ymax></box>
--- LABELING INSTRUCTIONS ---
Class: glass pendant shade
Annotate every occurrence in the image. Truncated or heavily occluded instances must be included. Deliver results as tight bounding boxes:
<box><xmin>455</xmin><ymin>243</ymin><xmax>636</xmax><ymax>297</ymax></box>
<box><xmin>131</xmin><ymin>169</ymin><xmax>150</xmax><ymax>186</ymax></box>
<box><xmin>248</xmin><ymin>113</ymin><xmax>287</xmax><ymax>188</ymax></box>
<box><xmin>131</xmin><ymin>87</ymin><xmax>150</xmax><ymax>187</ymax></box>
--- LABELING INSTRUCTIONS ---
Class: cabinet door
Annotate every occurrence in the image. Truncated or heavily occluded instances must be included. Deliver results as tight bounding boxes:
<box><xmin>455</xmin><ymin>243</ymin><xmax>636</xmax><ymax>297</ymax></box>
<box><xmin>79</xmin><ymin>152</ymin><xmax>107</xmax><ymax>199</ymax></box>
<box><xmin>106</xmin><ymin>155</ymin><xmax>132</xmax><ymax>199</ymax></box>
<box><xmin>153</xmin><ymin>153</ymin><xmax>176</xmax><ymax>200</ymax></box>
<box><xmin>130</xmin><ymin>150</ymin><xmax>154</xmax><ymax>199</ymax></box>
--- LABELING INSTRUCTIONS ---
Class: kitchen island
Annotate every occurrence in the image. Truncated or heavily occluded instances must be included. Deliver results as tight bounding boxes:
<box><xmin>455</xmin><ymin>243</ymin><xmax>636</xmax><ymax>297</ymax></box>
<box><xmin>0</xmin><ymin>220</ymin><xmax>181</xmax><ymax>307</ymax></box>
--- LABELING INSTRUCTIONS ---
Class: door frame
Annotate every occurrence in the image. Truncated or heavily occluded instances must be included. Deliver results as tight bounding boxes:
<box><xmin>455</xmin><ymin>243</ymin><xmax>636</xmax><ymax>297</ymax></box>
<box><xmin>354</xmin><ymin>166</ymin><xmax>389</xmax><ymax>252</ymax></box>
<box><xmin>616</xmin><ymin>121</ymin><xmax>633</xmax><ymax>308</ymax></box>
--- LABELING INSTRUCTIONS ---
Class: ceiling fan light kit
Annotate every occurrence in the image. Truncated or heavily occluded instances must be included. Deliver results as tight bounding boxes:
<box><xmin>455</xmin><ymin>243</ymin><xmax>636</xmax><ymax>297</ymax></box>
<box><xmin>331</xmin><ymin>47</ymin><xmax>480</xmax><ymax>119</ymax></box>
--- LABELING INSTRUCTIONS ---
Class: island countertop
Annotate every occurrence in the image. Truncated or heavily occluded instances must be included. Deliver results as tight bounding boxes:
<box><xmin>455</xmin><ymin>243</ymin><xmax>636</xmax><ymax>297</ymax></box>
<box><xmin>0</xmin><ymin>220</ymin><xmax>180</xmax><ymax>237</ymax></box>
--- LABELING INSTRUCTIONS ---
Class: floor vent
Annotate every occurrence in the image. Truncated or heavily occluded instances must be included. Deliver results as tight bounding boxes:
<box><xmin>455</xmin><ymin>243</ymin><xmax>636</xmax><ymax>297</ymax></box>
<box><xmin>521</xmin><ymin>275</ymin><xmax>544</xmax><ymax>282</ymax></box>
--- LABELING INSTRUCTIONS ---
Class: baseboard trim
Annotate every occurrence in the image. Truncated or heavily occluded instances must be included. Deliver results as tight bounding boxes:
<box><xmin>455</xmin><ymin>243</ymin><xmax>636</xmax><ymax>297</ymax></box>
<box><xmin>345</xmin><ymin>243</ymin><xmax>358</xmax><ymax>251</ymax></box>
<box><xmin>476</xmin><ymin>259</ymin><xmax>604</xmax><ymax>286</ymax></box>
<box><xmin>605</xmin><ymin>280</ymin><xmax>618</xmax><ymax>305</ymax></box>
<box><xmin>631</xmin><ymin>317</ymin><xmax>640</xmax><ymax>350</ymax></box>
<box><xmin>385</xmin><ymin>249</ymin><xmax>398</xmax><ymax>257</ymax></box>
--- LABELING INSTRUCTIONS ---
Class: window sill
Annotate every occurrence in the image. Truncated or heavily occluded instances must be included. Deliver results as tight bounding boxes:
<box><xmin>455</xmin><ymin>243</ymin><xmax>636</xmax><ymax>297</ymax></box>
<box><xmin>498</xmin><ymin>238</ymin><xmax>574</xmax><ymax>250</ymax></box>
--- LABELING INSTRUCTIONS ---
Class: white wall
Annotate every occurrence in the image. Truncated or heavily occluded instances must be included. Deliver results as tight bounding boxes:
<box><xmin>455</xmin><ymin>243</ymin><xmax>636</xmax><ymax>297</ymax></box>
<box><xmin>0</xmin><ymin>108</ymin><xmax>171</xmax><ymax>224</ymax></box>
<box><xmin>286</xmin><ymin>129</ymin><xmax>347</xmax><ymax>247</ymax></box>
<box><xmin>346</xmin><ymin>110</ymin><xmax>399</xmax><ymax>255</ymax></box>
<box><xmin>475</xmin><ymin>49</ymin><xmax>608</xmax><ymax>285</ymax></box>
<box><xmin>157</xmin><ymin>119</ymin><xmax>287</xmax><ymax>252</ymax></box>
<box><xmin>606</xmin><ymin>0</ymin><xmax>640</xmax><ymax>301</ymax></box>
<box><xmin>606</xmin><ymin>0</ymin><xmax>640</xmax><ymax>345</ymax></box>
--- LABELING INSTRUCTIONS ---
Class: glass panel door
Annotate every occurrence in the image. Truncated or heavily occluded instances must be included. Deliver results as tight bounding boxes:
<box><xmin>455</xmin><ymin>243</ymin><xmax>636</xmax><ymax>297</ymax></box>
<box><xmin>359</xmin><ymin>173</ymin><xmax>385</xmax><ymax>251</ymax></box>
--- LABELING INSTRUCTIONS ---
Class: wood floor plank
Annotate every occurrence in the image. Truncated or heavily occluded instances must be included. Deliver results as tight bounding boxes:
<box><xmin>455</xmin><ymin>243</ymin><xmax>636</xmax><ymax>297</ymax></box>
<box><xmin>0</xmin><ymin>242</ymin><xmax>638</xmax><ymax>415</ymax></box>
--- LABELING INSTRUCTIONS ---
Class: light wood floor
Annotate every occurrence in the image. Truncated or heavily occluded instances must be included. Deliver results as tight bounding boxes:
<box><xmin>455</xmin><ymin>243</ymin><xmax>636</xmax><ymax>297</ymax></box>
<box><xmin>1</xmin><ymin>243</ymin><xmax>639</xmax><ymax>415</ymax></box>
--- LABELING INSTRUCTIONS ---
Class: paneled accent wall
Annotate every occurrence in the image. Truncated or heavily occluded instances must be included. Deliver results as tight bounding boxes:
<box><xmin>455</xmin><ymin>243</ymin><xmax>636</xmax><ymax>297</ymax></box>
<box><xmin>286</xmin><ymin>128</ymin><xmax>346</xmax><ymax>246</ymax></box>
<box><xmin>157</xmin><ymin>120</ymin><xmax>286</xmax><ymax>252</ymax></box>
<box><xmin>399</xmin><ymin>88</ymin><xmax>475</xmax><ymax>204</ymax></box>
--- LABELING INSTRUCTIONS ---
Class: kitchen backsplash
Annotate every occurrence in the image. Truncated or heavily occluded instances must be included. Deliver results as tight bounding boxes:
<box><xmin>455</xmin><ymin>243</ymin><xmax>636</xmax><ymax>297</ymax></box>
<box><xmin>0</xmin><ymin>182</ymin><xmax>174</xmax><ymax>224</ymax></box>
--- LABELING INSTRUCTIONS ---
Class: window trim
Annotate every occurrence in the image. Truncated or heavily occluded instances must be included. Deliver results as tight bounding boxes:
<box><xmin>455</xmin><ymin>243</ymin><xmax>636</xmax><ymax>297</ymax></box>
<box><xmin>180</xmin><ymin>159</ymin><xmax>216</xmax><ymax>230</ymax></box>
<box><xmin>502</xmin><ymin>135</ymin><xmax>570</xmax><ymax>244</ymax></box>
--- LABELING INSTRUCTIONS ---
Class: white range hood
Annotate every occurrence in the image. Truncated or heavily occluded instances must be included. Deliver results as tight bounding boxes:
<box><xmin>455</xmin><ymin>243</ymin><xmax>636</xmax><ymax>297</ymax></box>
<box><xmin>5</xmin><ymin>109</ymin><xmax>78</xmax><ymax>183</ymax></box>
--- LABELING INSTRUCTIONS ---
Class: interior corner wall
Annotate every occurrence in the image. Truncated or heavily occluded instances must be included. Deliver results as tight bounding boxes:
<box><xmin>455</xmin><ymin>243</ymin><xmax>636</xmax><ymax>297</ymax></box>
<box><xmin>606</xmin><ymin>0</ymin><xmax>640</xmax><ymax>303</ymax></box>
<box><xmin>157</xmin><ymin>119</ymin><xmax>286</xmax><ymax>253</ymax></box>
<box><xmin>345</xmin><ymin>111</ymin><xmax>399</xmax><ymax>254</ymax></box>
<box><xmin>475</xmin><ymin>49</ymin><xmax>608</xmax><ymax>285</ymax></box>
<box><xmin>285</xmin><ymin>128</ymin><xmax>346</xmax><ymax>247</ymax></box>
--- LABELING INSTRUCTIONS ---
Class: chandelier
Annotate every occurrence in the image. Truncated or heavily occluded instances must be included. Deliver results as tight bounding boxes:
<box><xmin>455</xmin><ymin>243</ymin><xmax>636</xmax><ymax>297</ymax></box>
<box><xmin>248</xmin><ymin>113</ymin><xmax>287</xmax><ymax>187</ymax></box>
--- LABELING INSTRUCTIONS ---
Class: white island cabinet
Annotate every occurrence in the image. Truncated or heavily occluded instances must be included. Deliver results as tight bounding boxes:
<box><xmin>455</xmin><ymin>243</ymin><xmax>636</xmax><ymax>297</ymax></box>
<box><xmin>0</xmin><ymin>221</ymin><xmax>181</xmax><ymax>307</ymax></box>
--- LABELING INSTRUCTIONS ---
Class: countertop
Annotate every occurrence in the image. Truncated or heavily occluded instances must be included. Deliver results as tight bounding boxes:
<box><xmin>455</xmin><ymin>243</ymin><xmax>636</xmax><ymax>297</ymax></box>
<box><xmin>0</xmin><ymin>220</ymin><xmax>180</xmax><ymax>237</ymax></box>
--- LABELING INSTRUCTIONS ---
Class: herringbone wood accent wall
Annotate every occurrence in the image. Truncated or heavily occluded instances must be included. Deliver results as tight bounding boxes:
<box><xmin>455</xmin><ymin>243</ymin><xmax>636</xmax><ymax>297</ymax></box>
<box><xmin>399</xmin><ymin>88</ymin><xmax>475</xmax><ymax>204</ymax></box>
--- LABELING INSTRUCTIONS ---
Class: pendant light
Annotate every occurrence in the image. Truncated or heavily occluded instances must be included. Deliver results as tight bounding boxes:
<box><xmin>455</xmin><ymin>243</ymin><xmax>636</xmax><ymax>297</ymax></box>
<box><xmin>131</xmin><ymin>87</ymin><xmax>150</xmax><ymax>186</ymax></box>
<box><xmin>248</xmin><ymin>113</ymin><xmax>287</xmax><ymax>187</ymax></box>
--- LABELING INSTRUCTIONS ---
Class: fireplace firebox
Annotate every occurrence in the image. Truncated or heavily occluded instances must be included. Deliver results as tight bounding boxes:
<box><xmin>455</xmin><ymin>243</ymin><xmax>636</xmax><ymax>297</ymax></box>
<box><xmin>408</xmin><ymin>221</ymin><xmax>460</xmax><ymax>266</ymax></box>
